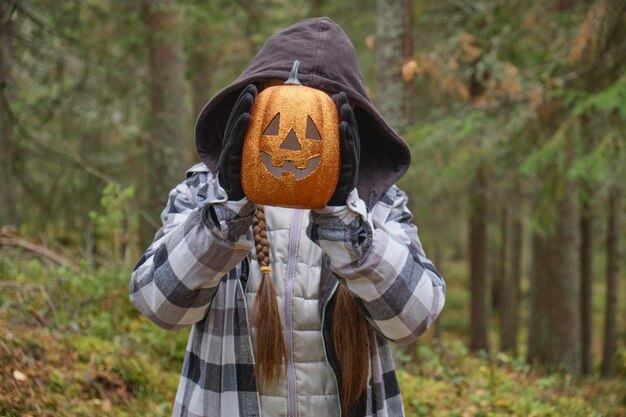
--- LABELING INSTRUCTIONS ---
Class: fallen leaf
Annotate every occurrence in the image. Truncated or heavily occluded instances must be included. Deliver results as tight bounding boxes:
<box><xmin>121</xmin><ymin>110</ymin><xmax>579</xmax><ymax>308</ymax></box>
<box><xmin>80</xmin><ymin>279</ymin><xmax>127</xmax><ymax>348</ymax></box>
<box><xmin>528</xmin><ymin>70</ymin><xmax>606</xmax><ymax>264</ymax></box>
<box><xmin>13</xmin><ymin>370</ymin><xmax>27</xmax><ymax>382</ymax></box>
<box><xmin>103</xmin><ymin>399</ymin><xmax>112</xmax><ymax>411</ymax></box>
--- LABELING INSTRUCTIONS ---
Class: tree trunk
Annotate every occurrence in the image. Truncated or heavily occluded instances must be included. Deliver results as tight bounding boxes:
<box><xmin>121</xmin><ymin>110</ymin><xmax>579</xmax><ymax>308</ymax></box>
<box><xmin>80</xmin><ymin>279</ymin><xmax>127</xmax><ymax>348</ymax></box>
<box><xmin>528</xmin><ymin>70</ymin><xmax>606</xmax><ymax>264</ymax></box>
<box><xmin>310</xmin><ymin>0</ymin><xmax>324</xmax><ymax>16</ymax></box>
<box><xmin>601</xmin><ymin>186</ymin><xmax>620</xmax><ymax>377</ymax></box>
<box><xmin>241</xmin><ymin>0</ymin><xmax>263</xmax><ymax>54</ymax></box>
<box><xmin>551</xmin><ymin>180</ymin><xmax>581</xmax><ymax>376</ymax></box>
<box><xmin>500</xmin><ymin>205</ymin><xmax>522</xmax><ymax>354</ymax></box>
<box><xmin>189</xmin><ymin>25</ymin><xmax>218</xmax><ymax>168</ymax></box>
<box><xmin>528</xmin><ymin>233</ymin><xmax>550</xmax><ymax>363</ymax></box>
<box><xmin>191</xmin><ymin>58</ymin><xmax>214</xmax><ymax>123</ymax></box>
<box><xmin>492</xmin><ymin>205</ymin><xmax>506</xmax><ymax>312</ymax></box>
<box><xmin>528</xmin><ymin>177</ymin><xmax>581</xmax><ymax>376</ymax></box>
<box><xmin>375</xmin><ymin>0</ymin><xmax>408</xmax><ymax>133</ymax></box>
<box><xmin>580</xmin><ymin>195</ymin><xmax>594</xmax><ymax>374</ymax></box>
<box><xmin>140</xmin><ymin>0</ymin><xmax>186</xmax><ymax>246</ymax></box>
<box><xmin>568</xmin><ymin>0</ymin><xmax>626</xmax><ymax>67</ymax></box>
<box><xmin>0</xmin><ymin>1</ymin><xmax>19</xmax><ymax>228</ymax></box>
<box><xmin>189</xmin><ymin>68</ymin><xmax>212</xmax><ymax>167</ymax></box>
<box><xmin>571</xmin><ymin>0</ymin><xmax>624</xmax><ymax>375</ymax></box>
<box><xmin>469</xmin><ymin>166</ymin><xmax>489</xmax><ymax>352</ymax></box>
<box><xmin>402</xmin><ymin>0</ymin><xmax>413</xmax><ymax>125</ymax></box>
<box><xmin>527</xmin><ymin>0</ymin><xmax>624</xmax><ymax>377</ymax></box>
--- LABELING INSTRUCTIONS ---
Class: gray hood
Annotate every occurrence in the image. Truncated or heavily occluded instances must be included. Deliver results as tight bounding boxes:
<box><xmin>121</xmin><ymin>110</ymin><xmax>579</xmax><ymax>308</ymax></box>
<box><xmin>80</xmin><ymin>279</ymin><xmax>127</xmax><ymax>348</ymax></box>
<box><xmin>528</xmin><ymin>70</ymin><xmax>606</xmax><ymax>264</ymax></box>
<box><xmin>195</xmin><ymin>17</ymin><xmax>411</xmax><ymax>207</ymax></box>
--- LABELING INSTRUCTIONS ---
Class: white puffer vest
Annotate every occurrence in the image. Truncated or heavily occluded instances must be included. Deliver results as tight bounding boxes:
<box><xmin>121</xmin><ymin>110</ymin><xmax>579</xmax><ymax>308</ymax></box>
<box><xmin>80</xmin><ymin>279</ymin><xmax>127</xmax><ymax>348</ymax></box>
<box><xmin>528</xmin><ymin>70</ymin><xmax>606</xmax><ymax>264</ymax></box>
<box><xmin>244</xmin><ymin>206</ymin><xmax>340</xmax><ymax>417</ymax></box>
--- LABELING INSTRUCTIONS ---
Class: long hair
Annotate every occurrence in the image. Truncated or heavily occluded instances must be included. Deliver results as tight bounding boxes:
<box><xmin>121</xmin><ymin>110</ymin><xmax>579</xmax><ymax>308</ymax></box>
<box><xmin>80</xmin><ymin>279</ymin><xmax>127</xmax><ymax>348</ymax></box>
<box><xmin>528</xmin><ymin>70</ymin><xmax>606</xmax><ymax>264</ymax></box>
<box><xmin>252</xmin><ymin>206</ymin><xmax>371</xmax><ymax>413</ymax></box>
<box><xmin>252</xmin><ymin>205</ymin><xmax>287</xmax><ymax>385</ymax></box>
<box><xmin>333</xmin><ymin>285</ymin><xmax>371</xmax><ymax>414</ymax></box>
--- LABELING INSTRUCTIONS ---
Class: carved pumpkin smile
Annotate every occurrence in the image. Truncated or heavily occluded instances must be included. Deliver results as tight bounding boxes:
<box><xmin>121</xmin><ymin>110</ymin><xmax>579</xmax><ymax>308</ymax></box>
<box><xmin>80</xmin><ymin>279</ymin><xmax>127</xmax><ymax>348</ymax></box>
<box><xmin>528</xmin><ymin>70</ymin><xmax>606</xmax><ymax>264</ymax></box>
<box><xmin>260</xmin><ymin>152</ymin><xmax>321</xmax><ymax>180</ymax></box>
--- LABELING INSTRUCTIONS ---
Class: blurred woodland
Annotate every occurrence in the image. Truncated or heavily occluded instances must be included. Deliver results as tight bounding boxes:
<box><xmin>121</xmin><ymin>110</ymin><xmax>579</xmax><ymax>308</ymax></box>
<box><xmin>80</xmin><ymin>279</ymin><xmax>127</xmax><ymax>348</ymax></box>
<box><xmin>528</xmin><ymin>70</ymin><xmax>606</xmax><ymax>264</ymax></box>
<box><xmin>1</xmin><ymin>0</ymin><xmax>625</xmax><ymax>416</ymax></box>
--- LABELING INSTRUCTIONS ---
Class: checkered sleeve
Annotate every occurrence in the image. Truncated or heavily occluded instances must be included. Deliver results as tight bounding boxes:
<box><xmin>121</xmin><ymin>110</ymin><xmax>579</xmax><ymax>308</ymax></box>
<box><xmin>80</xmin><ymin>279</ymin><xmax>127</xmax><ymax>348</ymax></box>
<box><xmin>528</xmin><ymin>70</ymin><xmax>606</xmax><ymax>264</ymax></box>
<box><xmin>307</xmin><ymin>186</ymin><xmax>446</xmax><ymax>344</ymax></box>
<box><xmin>129</xmin><ymin>167</ymin><xmax>255</xmax><ymax>330</ymax></box>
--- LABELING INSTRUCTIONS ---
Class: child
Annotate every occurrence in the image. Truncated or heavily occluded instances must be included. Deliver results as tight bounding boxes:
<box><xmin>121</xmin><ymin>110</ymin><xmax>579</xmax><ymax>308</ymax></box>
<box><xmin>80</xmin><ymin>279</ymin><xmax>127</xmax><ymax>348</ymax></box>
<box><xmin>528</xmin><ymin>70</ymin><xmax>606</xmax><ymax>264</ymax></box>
<box><xmin>130</xmin><ymin>17</ymin><xmax>445</xmax><ymax>417</ymax></box>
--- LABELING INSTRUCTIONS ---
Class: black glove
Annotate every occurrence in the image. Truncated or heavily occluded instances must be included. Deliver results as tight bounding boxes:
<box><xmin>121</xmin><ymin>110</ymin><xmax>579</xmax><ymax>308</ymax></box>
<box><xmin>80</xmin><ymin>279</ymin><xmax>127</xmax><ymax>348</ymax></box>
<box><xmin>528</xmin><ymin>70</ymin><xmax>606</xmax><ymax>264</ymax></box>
<box><xmin>217</xmin><ymin>84</ymin><xmax>257</xmax><ymax>201</ymax></box>
<box><xmin>327</xmin><ymin>92</ymin><xmax>360</xmax><ymax>206</ymax></box>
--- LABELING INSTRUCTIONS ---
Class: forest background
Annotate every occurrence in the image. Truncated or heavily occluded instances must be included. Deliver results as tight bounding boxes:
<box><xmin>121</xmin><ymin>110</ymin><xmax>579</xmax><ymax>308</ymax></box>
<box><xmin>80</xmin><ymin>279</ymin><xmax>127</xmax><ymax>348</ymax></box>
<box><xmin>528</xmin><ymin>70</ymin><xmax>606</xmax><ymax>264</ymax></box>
<box><xmin>1</xmin><ymin>0</ymin><xmax>625</xmax><ymax>416</ymax></box>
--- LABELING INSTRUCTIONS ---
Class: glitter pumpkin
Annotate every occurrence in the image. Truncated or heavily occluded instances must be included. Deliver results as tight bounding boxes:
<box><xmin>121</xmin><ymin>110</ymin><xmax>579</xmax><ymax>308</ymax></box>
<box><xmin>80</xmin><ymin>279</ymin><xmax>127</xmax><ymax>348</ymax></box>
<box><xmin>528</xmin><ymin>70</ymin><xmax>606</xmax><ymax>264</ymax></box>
<box><xmin>241</xmin><ymin>61</ymin><xmax>340</xmax><ymax>209</ymax></box>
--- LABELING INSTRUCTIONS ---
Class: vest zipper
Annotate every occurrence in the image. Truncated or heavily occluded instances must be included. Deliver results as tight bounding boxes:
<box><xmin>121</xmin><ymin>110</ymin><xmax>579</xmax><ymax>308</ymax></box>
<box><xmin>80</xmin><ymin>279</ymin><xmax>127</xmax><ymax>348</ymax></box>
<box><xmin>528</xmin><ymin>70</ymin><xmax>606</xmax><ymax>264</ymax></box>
<box><xmin>285</xmin><ymin>209</ymin><xmax>302</xmax><ymax>417</ymax></box>
<box><xmin>320</xmin><ymin>281</ymin><xmax>341</xmax><ymax>417</ymax></box>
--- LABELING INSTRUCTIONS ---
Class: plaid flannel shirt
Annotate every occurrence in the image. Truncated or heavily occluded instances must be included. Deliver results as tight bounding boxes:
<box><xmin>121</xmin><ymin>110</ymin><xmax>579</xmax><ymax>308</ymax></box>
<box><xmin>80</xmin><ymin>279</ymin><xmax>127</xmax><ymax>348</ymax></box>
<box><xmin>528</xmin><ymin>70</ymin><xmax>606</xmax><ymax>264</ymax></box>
<box><xmin>130</xmin><ymin>163</ymin><xmax>446</xmax><ymax>417</ymax></box>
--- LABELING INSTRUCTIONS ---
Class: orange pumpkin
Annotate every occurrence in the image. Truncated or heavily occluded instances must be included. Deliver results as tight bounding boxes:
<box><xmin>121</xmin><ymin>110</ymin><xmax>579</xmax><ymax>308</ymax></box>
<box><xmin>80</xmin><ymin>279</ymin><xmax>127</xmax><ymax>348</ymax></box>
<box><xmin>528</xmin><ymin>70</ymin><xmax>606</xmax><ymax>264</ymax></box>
<box><xmin>241</xmin><ymin>61</ymin><xmax>340</xmax><ymax>209</ymax></box>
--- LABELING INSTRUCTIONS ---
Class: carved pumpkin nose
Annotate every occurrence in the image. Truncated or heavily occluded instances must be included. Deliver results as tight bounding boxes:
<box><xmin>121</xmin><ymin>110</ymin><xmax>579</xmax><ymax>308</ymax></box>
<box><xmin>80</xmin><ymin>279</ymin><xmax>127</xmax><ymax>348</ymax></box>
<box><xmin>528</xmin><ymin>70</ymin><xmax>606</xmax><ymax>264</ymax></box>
<box><xmin>280</xmin><ymin>128</ymin><xmax>301</xmax><ymax>150</ymax></box>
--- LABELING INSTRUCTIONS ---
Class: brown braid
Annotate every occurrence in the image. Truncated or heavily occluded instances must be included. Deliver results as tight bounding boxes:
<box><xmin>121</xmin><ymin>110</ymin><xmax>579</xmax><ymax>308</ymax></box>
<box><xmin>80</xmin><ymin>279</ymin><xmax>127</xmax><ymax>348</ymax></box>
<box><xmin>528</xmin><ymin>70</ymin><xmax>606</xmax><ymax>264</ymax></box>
<box><xmin>333</xmin><ymin>285</ymin><xmax>371</xmax><ymax>414</ymax></box>
<box><xmin>252</xmin><ymin>206</ymin><xmax>287</xmax><ymax>385</ymax></box>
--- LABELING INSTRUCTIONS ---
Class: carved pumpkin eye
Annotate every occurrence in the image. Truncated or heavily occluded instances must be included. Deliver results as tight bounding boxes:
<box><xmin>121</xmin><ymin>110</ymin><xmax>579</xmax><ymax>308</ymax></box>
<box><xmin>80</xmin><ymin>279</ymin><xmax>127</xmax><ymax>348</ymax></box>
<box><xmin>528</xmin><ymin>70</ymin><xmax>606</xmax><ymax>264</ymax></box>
<box><xmin>305</xmin><ymin>116</ymin><xmax>321</xmax><ymax>140</ymax></box>
<box><xmin>263</xmin><ymin>113</ymin><xmax>280</xmax><ymax>136</ymax></box>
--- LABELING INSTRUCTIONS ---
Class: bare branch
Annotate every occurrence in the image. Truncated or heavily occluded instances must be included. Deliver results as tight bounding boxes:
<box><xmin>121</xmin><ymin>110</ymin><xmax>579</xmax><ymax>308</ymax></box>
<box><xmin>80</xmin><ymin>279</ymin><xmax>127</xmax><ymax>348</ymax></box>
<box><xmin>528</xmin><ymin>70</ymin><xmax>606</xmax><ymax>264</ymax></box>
<box><xmin>0</xmin><ymin>226</ymin><xmax>76</xmax><ymax>269</ymax></box>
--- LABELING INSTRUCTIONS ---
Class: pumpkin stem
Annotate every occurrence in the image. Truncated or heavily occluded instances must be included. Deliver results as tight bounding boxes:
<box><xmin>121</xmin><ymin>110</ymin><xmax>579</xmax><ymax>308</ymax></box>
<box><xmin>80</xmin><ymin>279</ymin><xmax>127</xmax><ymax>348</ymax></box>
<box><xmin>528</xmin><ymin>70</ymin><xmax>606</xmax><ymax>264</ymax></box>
<box><xmin>285</xmin><ymin>60</ymin><xmax>302</xmax><ymax>86</ymax></box>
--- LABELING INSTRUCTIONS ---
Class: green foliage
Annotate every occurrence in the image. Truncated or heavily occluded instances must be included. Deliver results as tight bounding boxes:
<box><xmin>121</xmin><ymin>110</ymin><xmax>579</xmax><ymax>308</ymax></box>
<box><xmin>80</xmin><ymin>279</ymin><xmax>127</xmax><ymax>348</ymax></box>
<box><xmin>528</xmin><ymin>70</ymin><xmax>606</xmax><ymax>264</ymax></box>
<box><xmin>519</xmin><ymin>120</ymin><xmax>571</xmax><ymax>179</ymax></box>
<box><xmin>7</xmin><ymin>1</ymin><xmax>150</xmax><ymax>238</ymax></box>
<box><xmin>0</xmin><ymin>253</ymin><xmax>188</xmax><ymax>416</ymax></box>
<box><xmin>88</xmin><ymin>183</ymin><xmax>137</xmax><ymax>262</ymax></box>
<box><xmin>569</xmin><ymin>131</ymin><xmax>617</xmax><ymax>185</ymax></box>
<box><xmin>7</xmin><ymin>0</ymin><xmax>624</xmax><ymax>247</ymax></box>
<box><xmin>1</xmin><ymin>254</ymin><xmax>625</xmax><ymax>416</ymax></box>
<box><xmin>574</xmin><ymin>76</ymin><xmax>626</xmax><ymax>119</ymax></box>
<box><xmin>400</xmin><ymin>109</ymin><xmax>493</xmax><ymax>209</ymax></box>
<box><xmin>399</xmin><ymin>343</ymin><xmax>626</xmax><ymax>417</ymax></box>
<box><xmin>89</xmin><ymin>184</ymin><xmax>135</xmax><ymax>233</ymax></box>
<box><xmin>549</xmin><ymin>78</ymin><xmax>626</xmax><ymax>188</ymax></box>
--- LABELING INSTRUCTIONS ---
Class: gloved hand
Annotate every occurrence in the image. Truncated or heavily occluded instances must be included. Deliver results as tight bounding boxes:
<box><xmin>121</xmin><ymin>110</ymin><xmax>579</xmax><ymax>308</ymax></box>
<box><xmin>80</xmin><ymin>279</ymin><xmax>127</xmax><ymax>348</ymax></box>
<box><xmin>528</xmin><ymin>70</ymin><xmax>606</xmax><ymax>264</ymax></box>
<box><xmin>217</xmin><ymin>84</ymin><xmax>257</xmax><ymax>201</ymax></box>
<box><xmin>327</xmin><ymin>92</ymin><xmax>360</xmax><ymax>206</ymax></box>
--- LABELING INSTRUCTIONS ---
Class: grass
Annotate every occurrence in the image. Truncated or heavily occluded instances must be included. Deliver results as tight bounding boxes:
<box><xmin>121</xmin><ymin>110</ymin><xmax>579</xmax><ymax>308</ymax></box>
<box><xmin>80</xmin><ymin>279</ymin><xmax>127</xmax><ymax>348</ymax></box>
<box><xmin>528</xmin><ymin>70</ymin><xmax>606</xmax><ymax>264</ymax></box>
<box><xmin>0</xmin><ymin>248</ymin><xmax>624</xmax><ymax>416</ymax></box>
<box><xmin>398</xmin><ymin>343</ymin><xmax>626</xmax><ymax>417</ymax></box>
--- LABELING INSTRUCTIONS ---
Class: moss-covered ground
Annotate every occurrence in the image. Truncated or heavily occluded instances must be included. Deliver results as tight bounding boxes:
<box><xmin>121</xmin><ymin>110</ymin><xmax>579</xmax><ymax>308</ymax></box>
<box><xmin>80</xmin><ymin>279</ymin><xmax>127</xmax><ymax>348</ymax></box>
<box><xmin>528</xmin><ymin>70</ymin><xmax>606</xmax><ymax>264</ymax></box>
<box><xmin>1</xmin><ymin>250</ymin><xmax>624</xmax><ymax>416</ymax></box>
